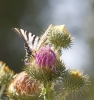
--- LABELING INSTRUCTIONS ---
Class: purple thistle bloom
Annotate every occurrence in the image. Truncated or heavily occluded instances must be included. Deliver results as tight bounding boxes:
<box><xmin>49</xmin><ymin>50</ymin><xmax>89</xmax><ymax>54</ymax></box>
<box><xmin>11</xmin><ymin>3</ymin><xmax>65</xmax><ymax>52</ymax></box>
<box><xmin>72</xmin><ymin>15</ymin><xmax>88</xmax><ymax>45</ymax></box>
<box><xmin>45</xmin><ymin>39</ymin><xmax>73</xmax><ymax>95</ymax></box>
<box><xmin>35</xmin><ymin>46</ymin><xmax>56</xmax><ymax>68</ymax></box>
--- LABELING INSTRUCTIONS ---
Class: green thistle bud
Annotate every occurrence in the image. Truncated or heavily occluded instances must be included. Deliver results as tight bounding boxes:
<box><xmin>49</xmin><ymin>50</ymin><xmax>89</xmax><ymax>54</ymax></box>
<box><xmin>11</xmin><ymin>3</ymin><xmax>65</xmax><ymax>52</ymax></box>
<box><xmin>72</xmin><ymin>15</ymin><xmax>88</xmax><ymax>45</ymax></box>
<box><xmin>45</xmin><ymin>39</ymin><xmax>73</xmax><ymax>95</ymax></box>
<box><xmin>0</xmin><ymin>61</ymin><xmax>14</xmax><ymax>85</ymax></box>
<box><xmin>62</xmin><ymin>69</ymin><xmax>89</xmax><ymax>94</ymax></box>
<box><xmin>47</xmin><ymin>25</ymin><xmax>73</xmax><ymax>49</ymax></box>
<box><xmin>7</xmin><ymin>71</ymin><xmax>40</xmax><ymax>100</ymax></box>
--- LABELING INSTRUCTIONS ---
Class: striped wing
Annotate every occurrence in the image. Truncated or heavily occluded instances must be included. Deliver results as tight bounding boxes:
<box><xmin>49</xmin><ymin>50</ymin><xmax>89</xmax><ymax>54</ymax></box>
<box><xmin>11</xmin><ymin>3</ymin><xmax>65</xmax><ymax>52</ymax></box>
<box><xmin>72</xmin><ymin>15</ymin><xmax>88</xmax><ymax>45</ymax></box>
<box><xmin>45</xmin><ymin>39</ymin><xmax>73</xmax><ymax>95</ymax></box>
<box><xmin>12</xmin><ymin>24</ymin><xmax>53</xmax><ymax>58</ymax></box>
<box><xmin>12</xmin><ymin>28</ymin><xmax>40</xmax><ymax>57</ymax></box>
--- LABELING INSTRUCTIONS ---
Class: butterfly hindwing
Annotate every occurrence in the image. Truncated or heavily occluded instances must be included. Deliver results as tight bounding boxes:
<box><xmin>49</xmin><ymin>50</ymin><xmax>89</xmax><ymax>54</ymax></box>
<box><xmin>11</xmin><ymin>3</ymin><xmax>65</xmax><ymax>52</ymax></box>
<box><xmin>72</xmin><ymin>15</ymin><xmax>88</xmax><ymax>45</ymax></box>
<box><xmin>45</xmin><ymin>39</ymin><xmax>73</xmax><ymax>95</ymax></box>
<box><xmin>37</xmin><ymin>24</ymin><xmax>53</xmax><ymax>50</ymax></box>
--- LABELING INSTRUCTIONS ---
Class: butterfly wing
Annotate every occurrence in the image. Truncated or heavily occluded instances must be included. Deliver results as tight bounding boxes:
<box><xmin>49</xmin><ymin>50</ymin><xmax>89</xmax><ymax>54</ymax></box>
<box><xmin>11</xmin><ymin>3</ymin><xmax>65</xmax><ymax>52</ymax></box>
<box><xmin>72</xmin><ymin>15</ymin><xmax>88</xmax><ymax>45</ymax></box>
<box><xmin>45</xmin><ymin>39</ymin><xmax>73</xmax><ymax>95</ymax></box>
<box><xmin>12</xmin><ymin>28</ymin><xmax>40</xmax><ymax>57</ymax></box>
<box><xmin>12</xmin><ymin>24</ymin><xmax>53</xmax><ymax>58</ymax></box>
<box><xmin>37</xmin><ymin>24</ymin><xmax>53</xmax><ymax>50</ymax></box>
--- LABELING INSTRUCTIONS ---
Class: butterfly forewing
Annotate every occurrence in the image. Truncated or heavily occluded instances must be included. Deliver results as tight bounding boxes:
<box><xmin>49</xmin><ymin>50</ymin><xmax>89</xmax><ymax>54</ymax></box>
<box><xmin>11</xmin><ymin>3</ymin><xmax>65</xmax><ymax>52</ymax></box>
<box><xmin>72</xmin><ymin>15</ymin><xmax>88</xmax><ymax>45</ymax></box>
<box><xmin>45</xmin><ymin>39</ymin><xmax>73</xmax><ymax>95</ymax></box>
<box><xmin>12</xmin><ymin>28</ymin><xmax>40</xmax><ymax>58</ymax></box>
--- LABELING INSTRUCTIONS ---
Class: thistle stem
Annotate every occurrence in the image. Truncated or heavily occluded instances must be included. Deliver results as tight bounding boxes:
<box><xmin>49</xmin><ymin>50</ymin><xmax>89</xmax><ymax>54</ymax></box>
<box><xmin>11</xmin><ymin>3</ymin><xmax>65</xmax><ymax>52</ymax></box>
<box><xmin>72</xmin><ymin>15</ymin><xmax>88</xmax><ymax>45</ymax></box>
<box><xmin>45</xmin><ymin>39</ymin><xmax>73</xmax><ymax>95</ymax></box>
<box><xmin>44</xmin><ymin>82</ymin><xmax>52</xmax><ymax>100</ymax></box>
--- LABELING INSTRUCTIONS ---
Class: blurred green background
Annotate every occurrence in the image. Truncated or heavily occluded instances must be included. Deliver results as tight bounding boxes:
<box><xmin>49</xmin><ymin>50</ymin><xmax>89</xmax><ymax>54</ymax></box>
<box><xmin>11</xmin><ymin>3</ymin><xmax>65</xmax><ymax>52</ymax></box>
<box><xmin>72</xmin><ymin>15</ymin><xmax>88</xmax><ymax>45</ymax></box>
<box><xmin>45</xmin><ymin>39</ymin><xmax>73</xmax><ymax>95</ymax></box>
<box><xmin>0</xmin><ymin>0</ymin><xmax>94</xmax><ymax>100</ymax></box>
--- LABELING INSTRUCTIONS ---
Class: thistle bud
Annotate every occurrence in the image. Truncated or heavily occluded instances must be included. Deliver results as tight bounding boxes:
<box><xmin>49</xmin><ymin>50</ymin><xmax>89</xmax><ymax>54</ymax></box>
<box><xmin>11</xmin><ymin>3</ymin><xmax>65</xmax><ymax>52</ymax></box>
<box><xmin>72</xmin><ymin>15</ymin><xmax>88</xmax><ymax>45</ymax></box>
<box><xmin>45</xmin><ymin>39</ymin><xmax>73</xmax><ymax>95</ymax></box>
<box><xmin>62</xmin><ymin>69</ymin><xmax>89</xmax><ymax>94</ymax></box>
<box><xmin>47</xmin><ymin>25</ymin><xmax>73</xmax><ymax>49</ymax></box>
<box><xmin>0</xmin><ymin>61</ymin><xmax>14</xmax><ymax>85</ymax></box>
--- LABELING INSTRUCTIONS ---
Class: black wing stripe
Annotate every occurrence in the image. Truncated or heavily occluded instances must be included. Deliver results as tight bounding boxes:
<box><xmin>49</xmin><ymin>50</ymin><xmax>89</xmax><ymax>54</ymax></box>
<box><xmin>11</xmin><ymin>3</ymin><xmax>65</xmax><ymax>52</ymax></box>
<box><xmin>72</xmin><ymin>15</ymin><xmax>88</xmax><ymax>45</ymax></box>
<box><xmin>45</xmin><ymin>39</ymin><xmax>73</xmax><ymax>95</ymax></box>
<box><xmin>32</xmin><ymin>35</ymin><xmax>36</xmax><ymax>45</ymax></box>
<box><xmin>26</xmin><ymin>31</ymin><xmax>29</xmax><ymax>41</ymax></box>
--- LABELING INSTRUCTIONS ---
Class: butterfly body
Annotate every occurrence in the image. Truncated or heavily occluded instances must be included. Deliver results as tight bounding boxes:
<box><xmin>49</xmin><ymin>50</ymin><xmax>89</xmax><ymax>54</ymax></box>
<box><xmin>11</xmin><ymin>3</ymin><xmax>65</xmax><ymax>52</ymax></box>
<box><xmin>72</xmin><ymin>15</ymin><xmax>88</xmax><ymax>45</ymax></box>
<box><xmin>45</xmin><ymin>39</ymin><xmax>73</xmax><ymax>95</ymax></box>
<box><xmin>12</xmin><ymin>24</ymin><xmax>52</xmax><ymax>62</ymax></box>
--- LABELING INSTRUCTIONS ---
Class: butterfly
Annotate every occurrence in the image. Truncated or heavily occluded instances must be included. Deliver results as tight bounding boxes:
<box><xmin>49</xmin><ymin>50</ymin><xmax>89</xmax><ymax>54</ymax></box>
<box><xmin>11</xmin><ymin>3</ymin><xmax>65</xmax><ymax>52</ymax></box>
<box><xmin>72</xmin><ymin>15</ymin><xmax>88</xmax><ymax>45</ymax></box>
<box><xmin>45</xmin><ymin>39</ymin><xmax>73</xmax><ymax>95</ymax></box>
<box><xmin>12</xmin><ymin>24</ymin><xmax>52</xmax><ymax>62</ymax></box>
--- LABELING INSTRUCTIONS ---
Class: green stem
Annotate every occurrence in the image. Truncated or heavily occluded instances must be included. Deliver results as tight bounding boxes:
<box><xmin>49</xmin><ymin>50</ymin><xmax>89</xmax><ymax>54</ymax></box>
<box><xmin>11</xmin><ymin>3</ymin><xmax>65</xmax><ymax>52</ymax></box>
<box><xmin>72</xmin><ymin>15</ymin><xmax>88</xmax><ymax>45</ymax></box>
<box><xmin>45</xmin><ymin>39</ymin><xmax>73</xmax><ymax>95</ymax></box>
<box><xmin>46</xmin><ymin>82</ymin><xmax>50</xmax><ymax>100</ymax></box>
<box><xmin>44</xmin><ymin>82</ymin><xmax>52</xmax><ymax>100</ymax></box>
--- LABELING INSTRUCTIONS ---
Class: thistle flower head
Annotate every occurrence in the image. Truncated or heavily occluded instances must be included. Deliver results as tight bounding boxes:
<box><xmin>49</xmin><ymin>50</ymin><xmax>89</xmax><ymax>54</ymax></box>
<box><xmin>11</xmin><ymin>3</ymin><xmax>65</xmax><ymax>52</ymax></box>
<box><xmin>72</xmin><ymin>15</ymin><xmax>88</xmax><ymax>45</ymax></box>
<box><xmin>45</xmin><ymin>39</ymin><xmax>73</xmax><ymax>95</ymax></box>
<box><xmin>25</xmin><ymin>58</ymin><xmax>66</xmax><ymax>82</ymax></box>
<box><xmin>7</xmin><ymin>71</ymin><xmax>40</xmax><ymax>100</ymax></box>
<box><xmin>35</xmin><ymin>46</ymin><xmax>56</xmax><ymax>68</ymax></box>
<box><xmin>0</xmin><ymin>61</ymin><xmax>14</xmax><ymax>85</ymax></box>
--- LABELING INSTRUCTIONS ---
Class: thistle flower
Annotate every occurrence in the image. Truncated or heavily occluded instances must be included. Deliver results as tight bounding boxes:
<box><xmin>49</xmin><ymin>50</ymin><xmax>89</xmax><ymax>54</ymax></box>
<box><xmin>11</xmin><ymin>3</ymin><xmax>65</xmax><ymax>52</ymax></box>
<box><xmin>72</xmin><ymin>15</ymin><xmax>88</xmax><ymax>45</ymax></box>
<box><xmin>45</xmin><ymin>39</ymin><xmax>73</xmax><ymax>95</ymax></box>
<box><xmin>62</xmin><ymin>69</ymin><xmax>90</xmax><ymax>95</ymax></box>
<box><xmin>47</xmin><ymin>25</ymin><xmax>73</xmax><ymax>49</ymax></box>
<box><xmin>35</xmin><ymin>46</ymin><xmax>56</xmax><ymax>68</ymax></box>
<box><xmin>25</xmin><ymin>46</ymin><xmax>65</xmax><ymax>82</ymax></box>
<box><xmin>7</xmin><ymin>71</ymin><xmax>40</xmax><ymax>100</ymax></box>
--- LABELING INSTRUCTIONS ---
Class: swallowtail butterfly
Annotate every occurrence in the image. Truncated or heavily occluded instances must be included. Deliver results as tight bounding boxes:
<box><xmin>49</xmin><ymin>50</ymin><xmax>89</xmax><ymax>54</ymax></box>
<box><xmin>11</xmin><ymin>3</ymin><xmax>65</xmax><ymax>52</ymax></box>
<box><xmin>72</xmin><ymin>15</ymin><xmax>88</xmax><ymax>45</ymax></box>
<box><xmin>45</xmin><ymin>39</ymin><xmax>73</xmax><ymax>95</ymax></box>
<box><xmin>12</xmin><ymin>24</ymin><xmax>52</xmax><ymax>61</ymax></box>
